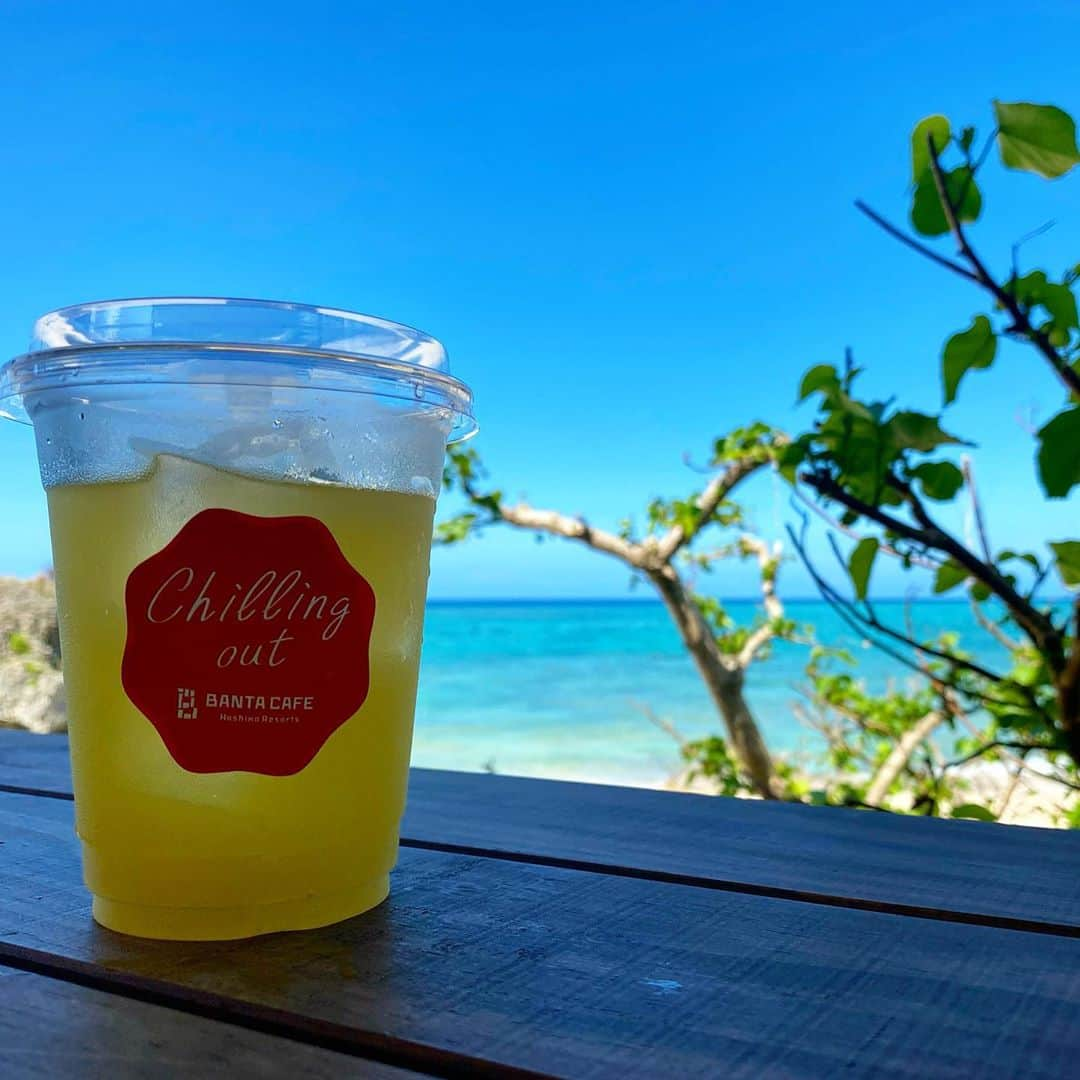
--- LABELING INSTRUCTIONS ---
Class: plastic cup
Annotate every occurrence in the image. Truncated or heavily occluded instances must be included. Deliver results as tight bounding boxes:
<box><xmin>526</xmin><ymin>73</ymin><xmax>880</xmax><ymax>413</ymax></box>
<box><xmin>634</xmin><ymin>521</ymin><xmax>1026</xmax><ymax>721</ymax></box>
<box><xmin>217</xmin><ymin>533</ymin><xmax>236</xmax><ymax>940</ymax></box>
<box><xmin>0</xmin><ymin>298</ymin><xmax>475</xmax><ymax>940</ymax></box>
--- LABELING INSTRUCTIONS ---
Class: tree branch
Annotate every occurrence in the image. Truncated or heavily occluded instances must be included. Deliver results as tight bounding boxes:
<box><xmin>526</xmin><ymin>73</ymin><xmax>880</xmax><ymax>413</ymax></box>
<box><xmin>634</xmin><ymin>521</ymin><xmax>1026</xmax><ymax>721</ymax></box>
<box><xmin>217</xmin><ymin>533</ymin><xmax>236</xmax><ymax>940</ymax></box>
<box><xmin>864</xmin><ymin>710</ymin><xmax>945</xmax><ymax>806</ymax></box>
<box><xmin>925</xmin><ymin>137</ymin><xmax>1080</xmax><ymax>400</ymax></box>
<box><xmin>789</xmin><ymin>484</ymin><xmax>938</xmax><ymax>568</ymax></box>
<box><xmin>900</xmin><ymin>475</ymin><xmax>1065</xmax><ymax>667</ymax></box>
<box><xmin>804</xmin><ymin>469</ymin><xmax>1063</xmax><ymax>670</ymax></box>
<box><xmin>946</xmin><ymin>711</ymin><xmax>1080</xmax><ymax>794</ymax></box>
<box><xmin>854</xmin><ymin>199</ymin><xmax>979</xmax><ymax>283</ymax></box>
<box><xmin>961</xmin><ymin>455</ymin><xmax>992</xmax><ymax>564</ymax></box>
<box><xmin>493</xmin><ymin>500</ymin><xmax>645</xmax><ymax>566</ymax></box>
<box><xmin>655</xmin><ymin>455</ymin><xmax>768</xmax><ymax>563</ymax></box>
<box><xmin>790</xmin><ymin>520</ymin><xmax>1022</xmax><ymax>697</ymax></box>
<box><xmin>995</xmin><ymin>762</ymin><xmax>1025</xmax><ymax>822</ymax></box>
<box><xmin>968</xmin><ymin>589</ymin><xmax>1023</xmax><ymax>651</ymax></box>
<box><xmin>737</xmin><ymin>534</ymin><xmax>784</xmax><ymax>667</ymax></box>
<box><xmin>944</xmin><ymin>738</ymin><xmax>1058</xmax><ymax>770</ymax></box>
<box><xmin>453</xmin><ymin>465</ymin><xmax>647</xmax><ymax>567</ymax></box>
<box><xmin>634</xmin><ymin>701</ymin><xmax>688</xmax><ymax>748</ymax></box>
<box><xmin>1058</xmin><ymin>597</ymin><xmax>1080</xmax><ymax>756</ymax></box>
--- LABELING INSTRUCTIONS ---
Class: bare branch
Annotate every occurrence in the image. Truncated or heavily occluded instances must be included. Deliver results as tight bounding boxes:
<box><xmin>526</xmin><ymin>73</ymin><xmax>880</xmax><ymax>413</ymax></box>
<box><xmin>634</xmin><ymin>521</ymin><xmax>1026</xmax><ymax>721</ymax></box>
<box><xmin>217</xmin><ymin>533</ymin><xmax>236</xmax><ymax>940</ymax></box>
<box><xmin>1011</xmin><ymin>220</ymin><xmax>1056</xmax><ymax>280</ymax></box>
<box><xmin>655</xmin><ymin>454</ymin><xmax>768</xmax><ymax>563</ymax></box>
<box><xmin>996</xmin><ymin>763</ymin><xmax>1025</xmax><ymax>822</ymax></box>
<box><xmin>968</xmin><ymin>589</ymin><xmax>1023</xmax><ymax>651</ymax></box>
<box><xmin>925</xmin><ymin>137</ymin><xmax>1080</xmax><ymax>400</ymax></box>
<box><xmin>800</xmin><ymin>685</ymin><xmax>893</xmax><ymax>737</ymax></box>
<box><xmin>944</xmin><ymin>737</ymin><xmax>1056</xmax><ymax>770</ymax></box>
<box><xmin>855</xmin><ymin>200</ymin><xmax>979</xmax><ymax>283</ymax></box>
<box><xmin>901</xmin><ymin>476</ymin><xmax>1065</xmax><ymax>666</ymax></box>
<box><xmin>947</xmin><ymin>711</ymin><xmax>1080</xmax><ymax>795</ymax></box>
<box><xmin>961</xmin><ymin>455</ymin><xmax>992</xmax><ymax>564</ymax></box>
<box><xmin>865</xmin><ymin>710</ymin><xmax>945</xmax><ymax>806</ymax></box>
<box><xmin>1059</xmin><ymin>598</ymin><xmax>1080</xmax><ymax>760</ymax></box>
<box><xmin>804</xmin><ymin>469</ymin><xmax>1063</xmax><ymax>670</ymax></box>
<box><xmin>489</xmin><ymin>500</ymin><xmax>645</xmax><ymax>566</ymax></box>
<box><xmin>737</xmin><ymin>534</ymin><xmax>784</xmax><ymax>667</ymax></box>
<box><xmin>789</xmin><ymin>485</ymin><xmax>938</xmax><ymax>568</ymax></box>
<box><xmin>633</xmin><ymin>701</ymin><xmax>688</xmax><ymax>748</ymax></box>
<box><xmin>791</xmin><ymin>521</ymin><xmax>1020</xmax><ymax>696</ymax></box>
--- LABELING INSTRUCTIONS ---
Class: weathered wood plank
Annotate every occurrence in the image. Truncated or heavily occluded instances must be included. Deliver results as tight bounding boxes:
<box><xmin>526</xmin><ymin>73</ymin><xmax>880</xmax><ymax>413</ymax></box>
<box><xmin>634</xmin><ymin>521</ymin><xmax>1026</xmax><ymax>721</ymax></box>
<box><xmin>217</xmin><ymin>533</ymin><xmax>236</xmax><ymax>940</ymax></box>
<box><xmin>0</xmin><ymin>964</ymin><xmax>419</xmax><ymax>1078</ymax></box>
<box><xmin>4</xmin><ymin>731</ymin><xmax>1079</xmax><ymax>931</ymax></box>
<box><xmin>0</xmin><ymin>730</ymin><xmax>69</xmax><ymax>794</ymax></box>
<box><xmin>1</xmin><ymin>790</ymin><xmax>1078</xmax><ymax>1079</ymax></box>
<box><xmin>404</xmin><ymin>768</ymin><xmax>1080</xmax><ymax>933</ymax></box>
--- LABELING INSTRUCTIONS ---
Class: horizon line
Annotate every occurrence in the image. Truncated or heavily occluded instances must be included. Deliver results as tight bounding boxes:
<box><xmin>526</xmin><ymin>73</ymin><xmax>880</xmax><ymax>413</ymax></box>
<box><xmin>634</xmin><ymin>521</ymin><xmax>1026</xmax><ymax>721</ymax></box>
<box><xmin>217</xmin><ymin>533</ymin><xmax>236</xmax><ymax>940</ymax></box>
<box><xmin>423</xmin><ymin>595</ymin><xmax>1028</xmax><ymax>605</ymax></box>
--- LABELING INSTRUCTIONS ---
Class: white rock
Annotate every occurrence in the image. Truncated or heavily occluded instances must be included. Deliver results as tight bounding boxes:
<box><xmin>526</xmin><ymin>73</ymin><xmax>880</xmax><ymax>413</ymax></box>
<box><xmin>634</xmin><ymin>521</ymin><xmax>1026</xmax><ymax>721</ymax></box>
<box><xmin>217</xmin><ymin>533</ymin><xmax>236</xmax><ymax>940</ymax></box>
<box><xmin>0</xmin><ymin>575</ymin><xmax>66</xmax><ymax>734</ymax></box>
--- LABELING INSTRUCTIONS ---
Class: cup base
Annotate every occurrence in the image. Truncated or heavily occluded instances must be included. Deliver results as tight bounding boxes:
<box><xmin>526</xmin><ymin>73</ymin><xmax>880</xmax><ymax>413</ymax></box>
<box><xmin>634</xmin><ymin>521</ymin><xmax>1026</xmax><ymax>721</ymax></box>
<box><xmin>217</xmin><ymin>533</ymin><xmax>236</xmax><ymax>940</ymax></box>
<box><xmin>90</xmin><ymin>874</ymin><xmax>390</xmax><ymax>940</ymax></box>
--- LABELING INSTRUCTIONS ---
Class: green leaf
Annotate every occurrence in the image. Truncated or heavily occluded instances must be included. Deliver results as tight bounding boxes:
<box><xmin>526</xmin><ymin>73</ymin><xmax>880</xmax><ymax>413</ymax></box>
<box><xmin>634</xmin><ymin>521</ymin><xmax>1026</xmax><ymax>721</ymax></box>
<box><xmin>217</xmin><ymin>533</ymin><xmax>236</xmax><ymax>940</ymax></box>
<box><xmin>934</xmin><ymin>559</ymin><xmax>968</xmax><ymax>594</ymax></box>
<box><xmin>994</xmin><ymin>712</ymin><xmax>1037</xmax><ymax>730</ymax></box>
<box><xmin>1049</xmin><ymin>540</ymin><xmax>1080</xmax><ymax>588</ymax></box>
<box><xmin>958</xmin><ymin>126</ymin><xmax>976</xmax><ymax>154</ymax></box>
<box><xmin>1041</xmin><ymin>283</ymin><xmax>1079</xmax><ymax>331</ymax></box>
<box><xmin>435</xmin><ymin>512</ymin><xmax>478</xmax><ymax>544</ymax></box>
<box><xmin>994</xmin><ymin>101</ymin><xmax>1080</xmax><ymax>179</ymax></box>
<box><xmin>911</xmin><ymin>461</ymin><xmax>964</xmax><ymax>500</ymax></box>
<box><xmin>970</xmin><ymin>581</ymin><xmax>992</xmax><ymax>602</ymax></box>
<box><xmin>951</xmin><ymin>803</ymin><xmax>997</xmax><ymax>822</ymax></box>
<box><xmin>942</xmin><ymin>315</ymin><xmax>997</xmax><ymax>404</ymax></box>
<box><xmin>1036</xmin><ymin>407</ymin><xmax>1080</xmax><ymax>498</ymax></box>
<box><xmin>776</xmin><ymin>439</ymin><xmax>808</xmax><ymax>485</ymax></box>
<box><xmin>1008</xmin><ymin>269</ymin><xmax>1049</xmax><ymax>306</ymax></box>
<box><xmin>911</xmin><ymin>166</ymin><xmax>982</xmax><ymax>237</ymax></box>
<box><xmin>997</xmin><ymin>549</ymin><xmax>1041</xmax><ymax>572</ymax></box>
<box><xmin>1007</xmin><ymin>271</ymin><xmax>1078</xmax><ymax>336</ymax></box>
<box><xmin>911</xmin><ymin>114</ymin><xmax>951</xmax><ymax>183</ymax></box>
<box><xmin>848</xmin><ymin>537</ymin><xmax>879</xmax><ymax>600</ymax></box>
<box><xmin>798</xmin><ymin>364</ymin><xmax>839</xmax><ymax>401</ymax></box>
<box><xmin>888</xmin><ymin>411</ymin><xmax>966</xmax><ymax>452</ymax></box>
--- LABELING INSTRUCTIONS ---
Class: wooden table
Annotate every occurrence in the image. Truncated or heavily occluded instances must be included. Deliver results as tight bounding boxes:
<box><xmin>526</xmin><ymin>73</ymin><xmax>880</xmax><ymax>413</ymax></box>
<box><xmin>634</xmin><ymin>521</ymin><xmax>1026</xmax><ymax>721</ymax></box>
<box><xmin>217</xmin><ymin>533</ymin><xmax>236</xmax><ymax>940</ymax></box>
<box><xmin>1</xmin><ymin>730</ymin><xmax>1078</xmax><ymax>1078</ymax></box>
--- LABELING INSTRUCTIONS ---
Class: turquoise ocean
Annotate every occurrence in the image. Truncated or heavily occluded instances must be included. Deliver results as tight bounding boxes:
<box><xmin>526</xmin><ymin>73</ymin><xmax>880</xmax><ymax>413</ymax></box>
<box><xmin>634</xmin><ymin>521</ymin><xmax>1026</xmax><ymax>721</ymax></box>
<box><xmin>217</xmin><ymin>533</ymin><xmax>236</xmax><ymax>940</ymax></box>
<box><xmin>411</xmin><ymin>600</ymin><xmax>1009</xmax><ymax>787</ymax></box>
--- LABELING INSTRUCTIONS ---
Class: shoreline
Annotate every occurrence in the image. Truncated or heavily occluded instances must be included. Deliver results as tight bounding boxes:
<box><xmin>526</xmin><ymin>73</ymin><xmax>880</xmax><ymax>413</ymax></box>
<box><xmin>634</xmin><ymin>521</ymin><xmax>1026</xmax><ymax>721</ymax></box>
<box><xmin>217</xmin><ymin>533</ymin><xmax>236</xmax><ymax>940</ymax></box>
<box><xmin>434</xmin><ymin>757</ymin><xmax>1077</xmax><ymax>830</ymax></box>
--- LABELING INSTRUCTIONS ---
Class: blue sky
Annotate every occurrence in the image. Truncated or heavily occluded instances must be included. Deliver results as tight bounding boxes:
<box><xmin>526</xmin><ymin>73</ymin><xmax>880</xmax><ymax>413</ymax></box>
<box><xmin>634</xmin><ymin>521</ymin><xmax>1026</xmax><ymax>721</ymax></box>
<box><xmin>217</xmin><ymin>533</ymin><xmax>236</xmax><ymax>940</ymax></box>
<box><xmin>1</xmin><ymin>1</ymin><xmax>1078</xmax><ymax>599</ymax></box>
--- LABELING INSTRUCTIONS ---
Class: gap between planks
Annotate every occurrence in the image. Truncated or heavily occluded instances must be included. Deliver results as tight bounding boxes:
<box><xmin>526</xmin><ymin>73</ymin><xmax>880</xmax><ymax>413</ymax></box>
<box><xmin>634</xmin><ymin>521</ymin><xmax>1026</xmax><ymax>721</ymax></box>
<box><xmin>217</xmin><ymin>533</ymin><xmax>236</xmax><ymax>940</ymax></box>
<box><xmin>3</xmin><ymin>780</ymin><xmax>1077</xmax><ymax>940</ymax></box>
<box><xmin>0</xmin><ymin>940</ymin><xmax>549</xmax><ymax>1080</ymax></box>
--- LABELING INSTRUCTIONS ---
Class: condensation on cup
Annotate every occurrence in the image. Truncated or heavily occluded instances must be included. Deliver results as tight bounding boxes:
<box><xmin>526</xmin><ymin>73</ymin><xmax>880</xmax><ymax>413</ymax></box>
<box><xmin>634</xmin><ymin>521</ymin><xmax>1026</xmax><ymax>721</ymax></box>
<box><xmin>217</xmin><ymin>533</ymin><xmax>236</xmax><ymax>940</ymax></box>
<box><xmin>0</xmin><ymin>297</ymin><xmax>476</xmax><ymax>939</ymax></box>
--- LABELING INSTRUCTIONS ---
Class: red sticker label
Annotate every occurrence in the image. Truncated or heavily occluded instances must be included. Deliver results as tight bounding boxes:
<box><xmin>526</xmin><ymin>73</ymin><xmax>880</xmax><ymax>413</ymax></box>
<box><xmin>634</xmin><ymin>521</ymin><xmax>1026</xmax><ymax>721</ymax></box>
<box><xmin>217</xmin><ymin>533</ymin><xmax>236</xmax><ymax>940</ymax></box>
<box><xmin>122</xmin><ymin>509</ymin><xmax>376</xmax><ymax>776</ymax></box>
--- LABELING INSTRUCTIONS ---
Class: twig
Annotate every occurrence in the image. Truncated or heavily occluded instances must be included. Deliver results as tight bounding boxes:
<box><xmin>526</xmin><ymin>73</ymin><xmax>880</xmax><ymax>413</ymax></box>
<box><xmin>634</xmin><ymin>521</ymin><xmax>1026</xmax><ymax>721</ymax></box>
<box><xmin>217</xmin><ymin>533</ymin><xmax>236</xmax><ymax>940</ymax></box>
<box><xmin>633</xmin><ymin>701</ymin><xmax>688</xmax><ymax>748</ymax></box>
<box><xmin>805</xmin><ymin>469</ymin><xmax>1062</xmax><ymax>669</ymax></box>
<box><xmin>1011</xmin><ymin>220</ymin><xmax>1056</xmax><ymax>280</ymax></box>
<box><xmin>791</xmin><ymin>523</ymin><xmax>1005</xmax><ymax>694</ymax></box>
<box><xmin>854</xmin><ymin>200</ymin><xmax>979</xmax><ymax>283</ymax></box>
<box><xmin>972</xmin><ymin>128</ymin><xmax>999</xmax><ymax>173</ymax></box>
<box><xmin>737</xmin><ymin>534</ymin><xmax>784</xmax><ymax>667</ymax></box>
<box><xmin>961</xmin><ymin>456</ymin><xmax>992</xmax><ymax>564</ymax></box>
<box><xmin>1059</xmin><ymin>598</ymin><xmax>1080</xmax><ymax>758</ymax></box>
<box><xmin>865</xmin><ymin>710</ymin><xmax>945</xmax><ymax>806</ymax></box>
<box><xmin>821</xmin><ymin>531</ymin><xmax>1011</xmax><ymax>685</ymax></box>
<box><xmin>968</xmin><ymin>590</ymin><xmax>1023</xmax><ymax>651</ymax></box>
<box><xmin>481</xmin><ymin>495</ymin><xmax>644</xmax><ymax>567</ymax></box>
<box><xmin>945</xmin><ymin>720</ymin><xmax>1080</xmax><ymax>792</ymax></box>
<box><xmin>655</xmin><ymin>453</ymin><xmax>774</xmax><ymax>563</ymax></box>
<box><xmin>996</xmin><ymin>761</ymin><xmax>1026</xmax><ymax>822</ymax></box>
<box><xmin>788</xmin><ymin>485</ymin><xmax>938</xmax><ymax>568</ymax></box>
<box><xmin>793</xmin><ymin>524</ymin><xmax>1041</xmax><ymax>716</ymax></box>
<box><xmin>925</xmin><ymin>136</ymin><xmax>1080</xmax><ymax>400</ymax></box>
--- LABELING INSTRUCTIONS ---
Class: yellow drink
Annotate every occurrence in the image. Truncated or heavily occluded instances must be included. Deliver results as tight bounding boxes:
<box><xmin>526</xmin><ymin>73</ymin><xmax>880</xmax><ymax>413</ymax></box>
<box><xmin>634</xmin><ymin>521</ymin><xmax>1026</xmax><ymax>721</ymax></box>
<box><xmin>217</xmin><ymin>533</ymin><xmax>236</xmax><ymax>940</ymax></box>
<box><xmin>47</xmin><ymin>454</ymin><xmax>435</xmax><ymax>940</ymax></box>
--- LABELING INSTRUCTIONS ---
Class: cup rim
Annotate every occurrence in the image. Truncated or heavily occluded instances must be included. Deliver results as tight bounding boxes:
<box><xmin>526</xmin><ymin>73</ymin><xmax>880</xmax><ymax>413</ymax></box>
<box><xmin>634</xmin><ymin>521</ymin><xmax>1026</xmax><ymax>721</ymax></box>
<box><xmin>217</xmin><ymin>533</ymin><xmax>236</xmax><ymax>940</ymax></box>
<box><xmin>2</xmin><ymin>296</ymin><xmax>477</xmax><ymax>441</ymax></box>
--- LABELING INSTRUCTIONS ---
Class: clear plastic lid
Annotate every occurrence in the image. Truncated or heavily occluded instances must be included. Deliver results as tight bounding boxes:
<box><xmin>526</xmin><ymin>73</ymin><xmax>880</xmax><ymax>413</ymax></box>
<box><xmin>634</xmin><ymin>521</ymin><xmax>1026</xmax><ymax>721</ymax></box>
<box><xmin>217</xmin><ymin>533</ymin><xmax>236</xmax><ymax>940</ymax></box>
<box><xmin>0</xmin><ymin>297</ymin><xmax>476</xmax><ymax>442</ymax></box>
